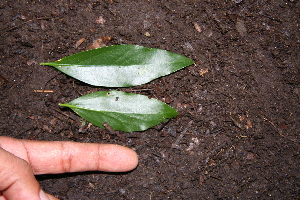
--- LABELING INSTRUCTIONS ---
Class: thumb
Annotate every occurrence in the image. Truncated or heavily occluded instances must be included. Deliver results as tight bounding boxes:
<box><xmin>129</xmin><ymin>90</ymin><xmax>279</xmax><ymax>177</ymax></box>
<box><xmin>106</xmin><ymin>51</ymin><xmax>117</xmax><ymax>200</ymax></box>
<box><xmin>0</xmin><ymin>147</ymin><xmax>54</xmax><ymax>200</ymax></box>
<box><xmin>41</xmin><ymin>191</ymin><xmax>60</xmax><ymax>200</ymax></box>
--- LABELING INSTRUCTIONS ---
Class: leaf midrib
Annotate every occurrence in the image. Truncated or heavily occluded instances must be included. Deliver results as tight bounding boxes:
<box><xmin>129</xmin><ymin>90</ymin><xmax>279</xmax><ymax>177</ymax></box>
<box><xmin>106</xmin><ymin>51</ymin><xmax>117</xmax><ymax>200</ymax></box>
<box><xmin>42</xmin><ymin>60</ymin><xmax>190</xmax><ymax>67</ymax></box>
<box><xmin>60</xmin><ymin>103</ymin><xmax>166</xmax><ymax>116</ymax></box>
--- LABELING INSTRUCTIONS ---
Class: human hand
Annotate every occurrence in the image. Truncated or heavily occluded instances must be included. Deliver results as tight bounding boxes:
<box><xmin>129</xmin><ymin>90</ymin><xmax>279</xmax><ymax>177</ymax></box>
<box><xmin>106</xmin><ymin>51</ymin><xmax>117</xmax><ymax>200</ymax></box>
<box><xmin>0</xmin><ymin>136</ymin><xmax>138</xmax><ymax>200</ymax></box>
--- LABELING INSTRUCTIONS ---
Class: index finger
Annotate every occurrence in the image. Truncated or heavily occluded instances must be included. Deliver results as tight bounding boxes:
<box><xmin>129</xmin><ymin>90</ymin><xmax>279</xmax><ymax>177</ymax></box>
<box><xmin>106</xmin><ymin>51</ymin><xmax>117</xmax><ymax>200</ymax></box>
<box><xmin>0</xmin><ymin>136</ymin><xmax>138</xmax><ymax>175</ymax></box>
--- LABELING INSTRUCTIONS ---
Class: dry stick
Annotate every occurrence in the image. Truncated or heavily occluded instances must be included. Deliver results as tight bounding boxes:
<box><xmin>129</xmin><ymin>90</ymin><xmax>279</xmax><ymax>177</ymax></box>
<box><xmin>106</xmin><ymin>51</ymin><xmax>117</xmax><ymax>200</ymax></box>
<box><xmin>54</xmin><ymin>108</ymin><xmax>78</xmax><ymax>122</ymax></box>
<box><xmin>171</xmin><ymin>120</ymin><xmax>193</xmax><ymax>149</ymax></box>
<box><xmin>262</xmin><ymin>116</ymin><xmax>298</xmax><ymax>144</ymax></box>
<box><xmin>0</xmin><ymin>74</ymin><xmax>8</xmax><ymax>83</ymax></box>
<box><xmin>3</xmin><ymin>17</ymin><xmax>52</xmax><ymax>32</ymax></box>
<box><xmin>33</xmin><ymin>90</ymin><xmax>54</xmax><ymax>93</ymax></box>
<box><xmin>130</xmin><ymin>88</ymin><xmax>154</xmax><ymax>92</ymax></box>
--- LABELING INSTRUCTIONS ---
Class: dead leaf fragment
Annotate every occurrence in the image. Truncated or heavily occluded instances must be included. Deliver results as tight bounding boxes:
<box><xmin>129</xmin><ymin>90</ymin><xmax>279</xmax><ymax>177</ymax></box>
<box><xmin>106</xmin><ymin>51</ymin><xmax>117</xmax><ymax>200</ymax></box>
<box><xmin>105</xmin><ymin>0</ymin><xmax>114</xmax><ymax>3</ymax></box>
<box><xmin>89</xmin><ymin>182</ymin><xmax>96</xmax><ymax>189</ymax></box>
<box><xmin>145</xmin><ymin>32</ymin><xmax>151</xmax><ymax>37</ymax></box>
<box><xmin>40</xmin><ymin>21</ymin><xmax>46</xmax><ymax>30</ymax></box>
<box><xmin>236</xmin><ymin>19</ymin><xmax>247</xmax><ymax>35</ymax></box>
<box><xmin>95</xmin><ymin>16</ymin><xmax>106</xmax><ymax>24</ymax></box>
<box><xmin>75</xmin><ymin>38</ymin><xmax>86</xmax><ymax>48</ymax></box>
<box><xmin>245</xmin><ymin>118</ymin><xmax>252</xmax><ymax>129</ymax></box>
<box><xmin>87</xmin><ymin>36</ymin><xmax>111</xmax><ymax>50</ymax></box>
<box><xmin>198</xmin><ymin>68</ymin><xmax>209</xmax><ymax>76</ymax></box>
<box><xmin>229</xmin><ymin>113</ymin><xmax>252</xmax><ymax>130</ymax></box>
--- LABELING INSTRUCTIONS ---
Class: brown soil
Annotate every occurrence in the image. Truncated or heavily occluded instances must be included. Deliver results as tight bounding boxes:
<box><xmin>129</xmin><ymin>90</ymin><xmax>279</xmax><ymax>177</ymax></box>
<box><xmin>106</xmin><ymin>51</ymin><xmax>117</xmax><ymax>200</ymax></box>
<box><xmin>1</xmin><ymin>0</ymin><xmax>299</xmax><ymax>199</ymax></box>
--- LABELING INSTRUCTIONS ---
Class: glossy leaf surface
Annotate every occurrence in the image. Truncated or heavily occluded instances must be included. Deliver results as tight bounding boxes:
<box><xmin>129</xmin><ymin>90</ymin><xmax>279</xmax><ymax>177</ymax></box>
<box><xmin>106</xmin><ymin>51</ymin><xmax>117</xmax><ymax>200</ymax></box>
<box><xmin>41</xmin><ymin>45</ymin><xmax>194</xmax><ymax>87</ymax></box>
<box><xmin>60</xmin><ymin>90</ymin><xmax>178</xmax><ymax>132</ymax></box>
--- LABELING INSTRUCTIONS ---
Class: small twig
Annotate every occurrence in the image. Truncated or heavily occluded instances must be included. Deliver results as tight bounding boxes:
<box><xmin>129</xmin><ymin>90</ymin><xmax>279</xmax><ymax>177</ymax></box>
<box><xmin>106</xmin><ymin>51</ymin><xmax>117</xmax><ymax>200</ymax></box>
<box><xmin>33</xmin><ymin>90</ymin><xmax>54</xmax><ymax>93</ymax></box>
<box><xmin>262</xmin><ymin>116</ymin><xmax>298</xmax><ymax>143</ymax></box>
<box><xmin>43</xmin><ymin>73</ymin><xmax>59</xmax><ymax>89</ymax></box>
<box><xmin>229</xmin><ymin>113</ymin><xmax>244</xmax><ymax>130</ymax></box>
<box><xmin>0</xmin><ymin>74</ymin><xmax>8</xmax><ymax>83</ymax></box>
<box><xmin>171</xmin><ymin>120</ymin><xmax>193</xmax><ymax>149</ymax></box>
<box><xmin>152</xmin><ymin>152</ymin><xmax>175</xmax><ymax>165</ymax></box>
<box><xmin>207</xmin><ymin>51</ymin><xmax>215</xmax><ymax>82</ymax></box>
<box><xmin>3</xmin><ymin>17</ymin><xmax>53</xmax><ymax>33</ymax></box>
<box><xmin>155</xmin><ymin>119</ymin><xmax>171</xmax><ymax>132</ymax></box>
<box><xmin>54</xmin><ymin>108</ymin><xmax>78</xmax><ymax>121</ymax></box>
<box><xmin>129</xmin><ymin>88</ymin><xmax>154</xmax><ymax>92</ymax></box>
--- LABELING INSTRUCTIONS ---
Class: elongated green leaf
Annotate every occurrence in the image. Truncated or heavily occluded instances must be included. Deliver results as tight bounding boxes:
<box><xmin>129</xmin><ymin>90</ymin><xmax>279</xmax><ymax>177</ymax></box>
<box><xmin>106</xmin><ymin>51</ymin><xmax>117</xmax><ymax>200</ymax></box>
<box><xmin>40</xmin><ymin>45</ymin><xmax>193</xmax><ymax>87</ymax></box>
<box><xmin>60</xmin><ymin>90</ymin><xmax>178</xmax><ymax>132</ymax></box>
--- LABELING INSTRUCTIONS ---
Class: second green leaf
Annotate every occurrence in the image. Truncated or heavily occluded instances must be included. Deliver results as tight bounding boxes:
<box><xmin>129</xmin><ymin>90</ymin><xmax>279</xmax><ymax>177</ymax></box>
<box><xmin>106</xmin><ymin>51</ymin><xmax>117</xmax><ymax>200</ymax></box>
<box><xmin>59</xmin><ymin>90</ymin><xmax>178</xmax><ymax>132</ymax></box>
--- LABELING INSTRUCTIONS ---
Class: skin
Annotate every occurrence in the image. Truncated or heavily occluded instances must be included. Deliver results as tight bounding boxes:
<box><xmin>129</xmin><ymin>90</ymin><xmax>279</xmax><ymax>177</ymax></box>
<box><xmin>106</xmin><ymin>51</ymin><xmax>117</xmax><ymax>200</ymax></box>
<box><xmin>0</xmin><ymin>136</ymin><xmax>138</xmax><ymax>200</ymax></box>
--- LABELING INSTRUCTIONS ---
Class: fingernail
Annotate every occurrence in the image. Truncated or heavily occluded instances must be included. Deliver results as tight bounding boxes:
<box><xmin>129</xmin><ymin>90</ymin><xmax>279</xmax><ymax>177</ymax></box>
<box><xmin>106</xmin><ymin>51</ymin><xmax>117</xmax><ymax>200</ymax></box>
<box><xmin>39</xmin><ymin>190</ymin><xmax>50</xmax><ymax>200</ymax></box>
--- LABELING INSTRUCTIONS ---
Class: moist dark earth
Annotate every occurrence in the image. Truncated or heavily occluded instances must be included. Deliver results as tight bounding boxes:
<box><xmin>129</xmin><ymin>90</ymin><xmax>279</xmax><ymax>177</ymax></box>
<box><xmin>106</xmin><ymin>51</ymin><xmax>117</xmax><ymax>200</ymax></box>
<box><xmin>1</xmin><ymin>0</ymin><xmax>299</xmax><ymax>199</ymax></box>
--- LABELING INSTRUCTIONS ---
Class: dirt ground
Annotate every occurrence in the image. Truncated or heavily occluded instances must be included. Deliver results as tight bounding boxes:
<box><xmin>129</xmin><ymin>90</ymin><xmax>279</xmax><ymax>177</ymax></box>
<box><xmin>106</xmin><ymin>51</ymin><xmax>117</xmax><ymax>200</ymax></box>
<box><xmin>1</xmin><ymin>0</ymin><xmax>299</xmax><ymax>199</ymax></box>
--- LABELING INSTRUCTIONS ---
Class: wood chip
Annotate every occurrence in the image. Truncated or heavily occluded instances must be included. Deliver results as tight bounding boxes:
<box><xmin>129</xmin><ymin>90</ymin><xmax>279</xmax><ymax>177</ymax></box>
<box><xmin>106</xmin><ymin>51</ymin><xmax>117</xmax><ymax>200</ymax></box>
<box><xmin>193</xmin><ymin>22</ymin><xmax>202</xmax><ymax>33</ymax></box>
<box><xmin>75</xmin><ymin>38</ymin><xmax>86</xmax><ymax>48</ymax></box>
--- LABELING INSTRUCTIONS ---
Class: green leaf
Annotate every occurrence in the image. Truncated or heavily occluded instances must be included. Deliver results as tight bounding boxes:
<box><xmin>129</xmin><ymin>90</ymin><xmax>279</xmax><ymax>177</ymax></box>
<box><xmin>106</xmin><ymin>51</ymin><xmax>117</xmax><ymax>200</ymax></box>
<box><xmin>40</xmin><ymin>45</ymin><xmax>194</xmax><ymax>87</ymax></box>
<box><xmin>59</xmin><ymin>90</ymin><xmax>178</xmax><ymax>132</ymax></box>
